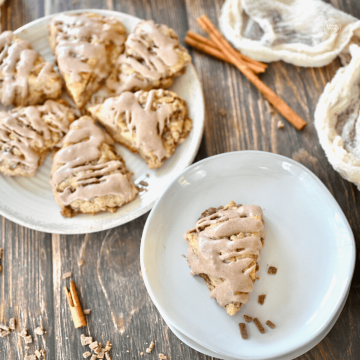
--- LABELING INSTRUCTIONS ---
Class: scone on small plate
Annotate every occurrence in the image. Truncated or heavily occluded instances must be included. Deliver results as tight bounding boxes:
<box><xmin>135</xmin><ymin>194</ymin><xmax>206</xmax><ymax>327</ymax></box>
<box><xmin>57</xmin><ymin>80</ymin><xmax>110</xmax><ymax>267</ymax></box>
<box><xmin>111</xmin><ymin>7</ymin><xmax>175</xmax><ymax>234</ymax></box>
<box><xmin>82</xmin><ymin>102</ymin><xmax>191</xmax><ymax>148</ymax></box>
<box><xmin>0</xmin><ymin>100</ymin><xmax>75</xmax><ymax>177</ymax></box>
<box><xmin>184</xmin><ymin>201</ymin><xmax>265</xmax><ymax>316</ymax></box>
<box><xmin>88</xmin><ymin>89</ymin><xmax>192</xmax><ymax>169</ymax></box>
<box><xmin>106</xmin><ymin>20</ymin><xmax>191</xmax><ymax>95</ymax></box>
<box><xmin>0</xmin><ymin>31</ymin><xmax>63</xmax><ymax>107</ymax></box>
<box><xmin>48</xmin><ymin>13</ymin><xmax>127</xmax><ymax>109</ymax></box>
<box><xmin>51</xmin><ymin>116</ymin><xmax>138</xmax><ymax>217</ymax></box>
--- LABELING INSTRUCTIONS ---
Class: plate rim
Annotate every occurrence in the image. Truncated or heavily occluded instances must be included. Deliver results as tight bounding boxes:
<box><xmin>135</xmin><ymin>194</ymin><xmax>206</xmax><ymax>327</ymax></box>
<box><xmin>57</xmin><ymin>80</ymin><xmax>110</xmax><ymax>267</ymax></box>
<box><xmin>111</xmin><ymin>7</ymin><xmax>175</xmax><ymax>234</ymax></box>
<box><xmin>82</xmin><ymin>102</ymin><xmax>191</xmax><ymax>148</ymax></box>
<box><xmin>0</xmin><ymin>9</ymin><xmax>205</xmax><ymax>234</ymax></box>
<box><xmin>140</xmin><ymin>150</ymin><xmax>356</xmax><ymax>360</ymax></box>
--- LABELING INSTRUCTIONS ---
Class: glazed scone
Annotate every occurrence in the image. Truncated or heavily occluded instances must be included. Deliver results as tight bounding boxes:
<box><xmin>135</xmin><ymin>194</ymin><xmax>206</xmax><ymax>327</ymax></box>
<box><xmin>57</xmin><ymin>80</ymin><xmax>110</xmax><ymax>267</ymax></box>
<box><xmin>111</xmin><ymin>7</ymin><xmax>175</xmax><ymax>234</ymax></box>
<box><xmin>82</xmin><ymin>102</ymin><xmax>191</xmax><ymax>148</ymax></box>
<box><xmin>89</xmin><ymin>89</ymin><xmax>192</xmax><ymax>169</ymax></box>
<box><xmin>51</xmin><ymin>116</ymin><xmax>138</xmax><ymax>217</ymax></box>
<box><xmin>0</xmin><ymin>31</ymin><xmax>62</xmax><ymax>107</ymax></box>
<box><xmin>48</xmin><ymin>13</ymin><xmax>127</xmax><ymax>109</ymax></box>
<box><xmin>184</xmin><ymin>201</ymin><xmax>265</xmax><ymax>316</ymax></box>
<box><xmin>0</xmin><ymin>100</ymin><xmax>75</xmax><ymax>177</ymax></box>
<box><xmin>106</xmin><ymin>20</ymin><xmax>191</xmax><ymax>95</ymax></box>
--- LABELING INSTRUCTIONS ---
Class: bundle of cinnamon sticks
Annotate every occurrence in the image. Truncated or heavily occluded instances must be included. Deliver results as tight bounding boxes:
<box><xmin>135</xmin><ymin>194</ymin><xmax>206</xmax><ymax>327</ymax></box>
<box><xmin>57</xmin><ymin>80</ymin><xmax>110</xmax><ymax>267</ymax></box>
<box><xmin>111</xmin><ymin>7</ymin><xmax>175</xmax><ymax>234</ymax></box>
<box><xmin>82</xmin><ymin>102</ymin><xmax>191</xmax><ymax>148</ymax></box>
<box><xmin>185</xmin><ymin>15</ymin><xmax>307</xmax><ymax>131</ymax></box>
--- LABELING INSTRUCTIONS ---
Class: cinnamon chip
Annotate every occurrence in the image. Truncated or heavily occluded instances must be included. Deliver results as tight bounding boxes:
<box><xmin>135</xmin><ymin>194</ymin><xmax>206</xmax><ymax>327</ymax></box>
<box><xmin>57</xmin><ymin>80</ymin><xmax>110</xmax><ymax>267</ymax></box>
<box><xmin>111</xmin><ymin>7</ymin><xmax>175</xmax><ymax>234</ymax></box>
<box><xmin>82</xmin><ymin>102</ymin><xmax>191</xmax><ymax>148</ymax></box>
<box><xmin>253</xmin><ymin>318</ymin><xmax>265</xmax><ymax>333</ymax></box>
<box><xmin>258</xmin><ymin>294</ymin><xmax>266</xmax><ymax>305</ymax></box>
<box><xmin>239</xmin><ymin>323</ymin><xmax>248</xmax><ymax>339</ymax></box>
<box><xmin>268</xmin><ymin>266</ymin><xmax>277</xmax><ymax>274</ymax></box>
<box><xmin>243</xmin><ymin>315</ymin><xmax>252</xmax><ymax>323</ymax></box>
<box><xmin>266</xmin><ymin>320</ymin><xmax>276</xmax><ymax>329</ymax></box>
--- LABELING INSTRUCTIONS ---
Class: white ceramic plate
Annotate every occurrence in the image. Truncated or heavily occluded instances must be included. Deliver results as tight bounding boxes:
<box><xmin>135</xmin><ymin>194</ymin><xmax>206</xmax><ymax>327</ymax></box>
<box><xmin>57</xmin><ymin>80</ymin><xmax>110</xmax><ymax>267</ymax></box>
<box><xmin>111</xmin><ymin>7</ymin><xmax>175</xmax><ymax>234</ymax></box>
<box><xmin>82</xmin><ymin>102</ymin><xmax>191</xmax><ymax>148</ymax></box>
<box><xmin>0</xmin><ymin>9</ymin><xmax>204</xmax><ymax>234</ymax></box>
<box><xmin>140</xmin><ymin>151</ymin><xmax>355</xmax><ymax>360</ymax></box>
<box><xmin>162</xmin><ymin>289</ymin><xmax>349</xmax><ymax>360</ymax></box>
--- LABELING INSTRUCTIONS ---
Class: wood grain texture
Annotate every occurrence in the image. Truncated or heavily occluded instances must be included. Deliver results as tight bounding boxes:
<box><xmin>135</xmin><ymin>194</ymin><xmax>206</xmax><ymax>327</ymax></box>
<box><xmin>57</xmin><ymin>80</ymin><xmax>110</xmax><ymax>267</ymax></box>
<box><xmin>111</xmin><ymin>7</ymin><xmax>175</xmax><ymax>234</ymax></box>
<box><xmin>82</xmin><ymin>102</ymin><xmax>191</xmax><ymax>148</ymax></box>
<box><xmin>0</xmin><ymin>0</ymin><xmax>360</xmax><ymax>359</ymax></box>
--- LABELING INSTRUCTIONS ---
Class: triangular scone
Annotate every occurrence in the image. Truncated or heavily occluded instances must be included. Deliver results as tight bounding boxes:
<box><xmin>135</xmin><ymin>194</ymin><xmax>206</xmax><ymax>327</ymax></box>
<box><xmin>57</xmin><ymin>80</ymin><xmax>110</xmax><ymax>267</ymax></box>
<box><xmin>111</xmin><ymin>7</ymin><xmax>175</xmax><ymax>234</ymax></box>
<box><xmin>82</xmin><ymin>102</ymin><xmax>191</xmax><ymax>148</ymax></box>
<box><xmin>89</xmin><ymin>89</ymin><xmax>192</xmax><ymax>169</ymax></box>
<box><xmin>184</xmin><ymin>201</ymin><xmax>265</xmax><ymax>316</ymax></box>
<box><xmin>48</xmin><ymin>13</ymin><xmax>127</xmax><ymax>109</ymax></box>
<box><xmin>0</xmin><ymin>31</ymin><xmax>62</xmax><ymax>107</ymax></box>
<box><xmin>106</xmin><ymin>20</ymin><xmax>191</xmax><ymax>95</ymax></box>
<box><xmin>0</xmin><ymin>100</ymin><xmax>75</xmax><ymax>177</ymax></box>
<box><xmin>51</xmin><ymin>117</ymin><xmax>138</xmax><ymax>217</ymax></box>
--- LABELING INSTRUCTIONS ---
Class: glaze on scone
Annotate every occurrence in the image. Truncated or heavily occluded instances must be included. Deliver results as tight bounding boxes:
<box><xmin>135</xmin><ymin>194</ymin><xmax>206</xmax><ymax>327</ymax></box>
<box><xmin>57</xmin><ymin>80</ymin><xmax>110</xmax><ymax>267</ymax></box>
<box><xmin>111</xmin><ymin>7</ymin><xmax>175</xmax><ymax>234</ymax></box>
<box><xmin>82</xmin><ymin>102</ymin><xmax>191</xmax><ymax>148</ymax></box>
<box><xmin>89</xmin><ymin>89</ymin><xmax>192</xmax><ymax>169</ymax></box>
<box><xmin>50</xmin><ymin>116</ymin><xmax>138</xmax><ymax>217</ymax></box>
<box><xmin>48</xmin><ymin>13</ymin><xmax>127</xmax><ymax>109</ymax></box>
<box><xmin>106</xmin><ymin>20</ymin><xmax>191</xmax><ymax>95</ymax></box>
<box><xmin>0</xmin><ymin>31</ymin><xmax>62</xmax><ymax>107</ymax></box>
<box><xmin>184</xmin><ymin>201</ymin><xmax>265</xmax><ymax>316</ymax></box>
<box><xmin>0</xmin><ymin>100</ymin><xmax>75</xmax><ymax>177</ymax></box>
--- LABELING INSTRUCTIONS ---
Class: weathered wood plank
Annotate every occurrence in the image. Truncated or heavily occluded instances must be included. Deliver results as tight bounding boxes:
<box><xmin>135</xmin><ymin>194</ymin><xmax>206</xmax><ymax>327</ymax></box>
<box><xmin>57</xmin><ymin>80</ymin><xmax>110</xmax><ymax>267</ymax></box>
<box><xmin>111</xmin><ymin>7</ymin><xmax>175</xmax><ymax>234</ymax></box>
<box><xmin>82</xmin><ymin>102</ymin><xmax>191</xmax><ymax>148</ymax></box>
<box><xmin>1</xmin><ymin>0</ymin><xmax>360</xmax><ymax>359</ymax></box>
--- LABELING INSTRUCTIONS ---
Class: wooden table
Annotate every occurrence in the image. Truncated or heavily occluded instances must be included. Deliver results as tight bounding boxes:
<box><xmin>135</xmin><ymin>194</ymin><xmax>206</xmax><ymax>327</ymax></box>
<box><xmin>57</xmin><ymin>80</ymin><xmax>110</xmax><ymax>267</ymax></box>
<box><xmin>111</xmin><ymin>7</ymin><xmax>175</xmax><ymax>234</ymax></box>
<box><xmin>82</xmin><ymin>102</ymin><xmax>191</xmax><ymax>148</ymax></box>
<box><xmin>1</xmin><ymin>0</ymin><xmax>359</xmax><ymax>359</ymax></box>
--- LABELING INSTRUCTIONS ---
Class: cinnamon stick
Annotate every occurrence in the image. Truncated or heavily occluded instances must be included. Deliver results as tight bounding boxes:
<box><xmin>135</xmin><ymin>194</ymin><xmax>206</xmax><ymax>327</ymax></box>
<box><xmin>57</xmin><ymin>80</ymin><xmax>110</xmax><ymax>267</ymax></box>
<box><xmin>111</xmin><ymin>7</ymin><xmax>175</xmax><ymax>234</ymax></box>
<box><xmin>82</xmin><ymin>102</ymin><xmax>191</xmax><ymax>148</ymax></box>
<box><xmin>186</xmin><ymin>31</ymin><xmax>267</xmax><ymax>74</ymax></box>
<box><xmin>64</xmin><ymin>280</ymin><xmax>87</xmax><ymax>328</ymax></box>
<box><xmin>197</xmin><ymin>15</ymin><xmax>307</xmax><ymax>130</ymax></box>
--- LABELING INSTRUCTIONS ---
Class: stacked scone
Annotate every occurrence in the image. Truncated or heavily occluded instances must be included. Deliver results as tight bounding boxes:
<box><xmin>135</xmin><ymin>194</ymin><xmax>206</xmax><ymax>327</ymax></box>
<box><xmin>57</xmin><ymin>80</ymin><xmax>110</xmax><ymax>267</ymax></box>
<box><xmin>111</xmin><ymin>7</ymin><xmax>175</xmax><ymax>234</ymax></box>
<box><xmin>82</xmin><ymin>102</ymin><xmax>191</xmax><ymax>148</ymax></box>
<box><xmin>0</xmin><ymin>13</ymin><xmax>192</xmax><ymax>217</ymax></box>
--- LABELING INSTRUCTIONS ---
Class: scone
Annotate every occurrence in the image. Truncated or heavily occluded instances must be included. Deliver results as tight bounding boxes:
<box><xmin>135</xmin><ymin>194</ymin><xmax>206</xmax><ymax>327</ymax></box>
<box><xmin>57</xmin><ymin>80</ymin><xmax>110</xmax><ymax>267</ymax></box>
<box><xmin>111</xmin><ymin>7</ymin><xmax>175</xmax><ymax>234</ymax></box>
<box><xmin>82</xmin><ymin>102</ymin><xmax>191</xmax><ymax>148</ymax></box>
<box><xmin>48</xmin><ymin>13</ymin><xmax>127</xmax><ymax>109</ymax></box>
<box><xmin>184</xmin><ymin>201</ymin><xmax>265</xmax><ymax>316</ymax></box>
<box><xmin>0</xmin><ymin>31</ymin><xmax>62</xmax><ymax>107</ymax></box>
<box><xmin>88</xmin><ymin>89</ymin><xmax>192</xmax><ymax>169</ymax></box>
<box><xmin>50</xmin><ymin>116</ymin><xmax>138</xmax><ymax>217</ymax></box>
<box><xmin>106</xmin><ymin>20</ymin><xmax>191</xmax><ymax>95</ymax></box>
<box><xmin>0</xmin><ymin>100</ymin><xmax>75</xmax><ymax>177</ymax></box>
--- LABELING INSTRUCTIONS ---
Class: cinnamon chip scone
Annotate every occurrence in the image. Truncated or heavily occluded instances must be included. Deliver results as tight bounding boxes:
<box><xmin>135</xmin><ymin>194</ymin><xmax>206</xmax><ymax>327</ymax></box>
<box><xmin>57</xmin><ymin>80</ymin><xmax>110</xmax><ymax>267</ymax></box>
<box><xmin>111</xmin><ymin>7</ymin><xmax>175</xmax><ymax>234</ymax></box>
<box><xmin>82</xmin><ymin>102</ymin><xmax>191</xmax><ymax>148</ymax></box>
<box><xmin>48</xmin><ymin>13</ymin><xmax>127</xmax><ymax>109</ymax></box>
<box><xmin>184</xmin><ymin>201</ymin><xmax>265</xmax><ymax>316</ymax></box>
<box><xmin>106</xmin><ymin>20</ymin><xmax>191</xmax><ymax>96</ymax></box>
<box><xmin>0</xmin><ymin>100</ymin><xmax>75</xmax><ymax>177</ymax></box>
<box><xmin>89</xmin><ymin>89</ymin><xmax>192</xmax><ymax>169</ymax></box>
<box><xmin>50</xmin><ymin>116</ymin><xmax>138</xmax><ymax>217</ymax></box>
<box><xmin>0</xmin><ymin>31</ymin><xmax>62</xmax><ymax>107</ymax></box>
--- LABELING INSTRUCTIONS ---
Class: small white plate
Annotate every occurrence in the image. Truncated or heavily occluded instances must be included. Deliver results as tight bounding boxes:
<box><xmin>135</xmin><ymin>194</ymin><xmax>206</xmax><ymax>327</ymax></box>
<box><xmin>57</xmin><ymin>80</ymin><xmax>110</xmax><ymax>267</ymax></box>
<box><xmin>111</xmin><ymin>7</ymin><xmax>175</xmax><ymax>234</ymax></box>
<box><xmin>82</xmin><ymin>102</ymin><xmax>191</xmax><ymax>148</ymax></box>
<box><xmin>0</xmin><ymin>9</ymin><xmax>204</xmax><ymax>234</ymax></box>
<box><xmin>140</xmin><ymin>151</ymin><xmax>355</xmax><ymax>360</ymax></box>
<box><xmin>162</xmin><ymin>288</ymin><xmax>349</xmax><ymax>360</ymax></box>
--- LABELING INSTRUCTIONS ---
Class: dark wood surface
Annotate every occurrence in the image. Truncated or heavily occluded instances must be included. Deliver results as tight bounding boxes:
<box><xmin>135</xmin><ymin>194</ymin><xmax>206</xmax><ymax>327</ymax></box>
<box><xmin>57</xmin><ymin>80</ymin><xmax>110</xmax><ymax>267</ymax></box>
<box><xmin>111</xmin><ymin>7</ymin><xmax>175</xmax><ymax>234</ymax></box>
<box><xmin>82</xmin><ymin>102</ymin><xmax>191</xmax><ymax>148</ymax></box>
<box><xmin>1</xmin><ymin>0</ymin><xmax>360</xmax><ymax>359</ymax></box>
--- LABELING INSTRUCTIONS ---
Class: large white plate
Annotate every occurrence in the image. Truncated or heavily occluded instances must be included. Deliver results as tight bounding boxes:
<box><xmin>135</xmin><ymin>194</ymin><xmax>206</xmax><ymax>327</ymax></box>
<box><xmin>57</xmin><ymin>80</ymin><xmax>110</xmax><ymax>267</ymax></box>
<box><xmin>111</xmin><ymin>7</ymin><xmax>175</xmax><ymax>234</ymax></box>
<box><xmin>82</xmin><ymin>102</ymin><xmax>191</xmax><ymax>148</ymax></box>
<box><xmin>140</xmin><ymin>151</ymin><xmax>355</xmax><ymax>360</ymax></box>
<box><xmin>0</xmin><ymin>9</ymin><xmax>204</xmax><ymax>234</ymax></box>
